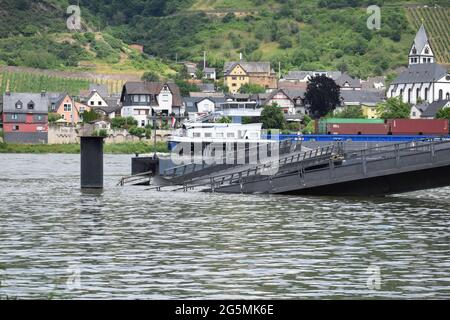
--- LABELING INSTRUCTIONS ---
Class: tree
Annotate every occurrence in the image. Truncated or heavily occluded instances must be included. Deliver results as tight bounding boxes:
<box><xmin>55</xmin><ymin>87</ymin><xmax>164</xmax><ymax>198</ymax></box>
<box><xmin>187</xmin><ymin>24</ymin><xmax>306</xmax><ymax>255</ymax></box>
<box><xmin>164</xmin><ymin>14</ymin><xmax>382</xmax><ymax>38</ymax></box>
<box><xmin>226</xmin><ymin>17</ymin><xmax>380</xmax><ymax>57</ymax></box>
<box><xmin>377</xmin><ymin>97</ymin><xmax>411</xmax><ymax>119</ymax></box>
<box><xmin>279</xmin><ymin>36</ymin><xmax>293</xmax><ymax>49</ymax></box>
<box><xmin>239</xmin><ymin>83</ymin><xmax>266</xmax><ymax>94</ymax></box>
<box><xmin>111</xmin><ymin>116</ymin><xmax>138</xmax><ymax>129</ymax></box>
<box><xmin>218</xmin><ymin>116</ymin><xmax>232</xmax><ymax>124</ymax></box>
<box><xmin>260</xmin><ymin>103</ymin><xmax>286</xmax><ymax>129</ymax></box>
<box><xmin>48</xmin><ymin>113</ymin><xmax>62</xmax><ymax>123</ymax></box>
<box><xmin>195</xmin><ymin>68</ymin><xmax>204</xmax><ymax>80</ymax></box>
<box><xmin>142</xmin><ymin>71</ymin><xmax>160</xmax><ymax>82</ymax></box>
<box><xmin>82</xmin><ymin>110</ymin><xmax>100</xmax><ymax>123</ymax></box>
<box><xmin>129</xmin><ymin>126</ymin><xmax>146</xmax><ymax>140</ymax></box>
<box><xmin>334</xmin><ymin>106</ymin><xmax>365</xmax><ymax>119</ymax></box>
<box><xmin>305</xmin><ymin>75</ymin><xmax>341</xmax><ymax>119</ymax></box>
<box><xmin>175</xmin><ymin>80</ymin><xmax>200</xmax><ymax>96</ymax></box>
<box><xmin>436</xmin><ymin>108</ymin><xmax>450</xmax><ymax>120</ymax></box>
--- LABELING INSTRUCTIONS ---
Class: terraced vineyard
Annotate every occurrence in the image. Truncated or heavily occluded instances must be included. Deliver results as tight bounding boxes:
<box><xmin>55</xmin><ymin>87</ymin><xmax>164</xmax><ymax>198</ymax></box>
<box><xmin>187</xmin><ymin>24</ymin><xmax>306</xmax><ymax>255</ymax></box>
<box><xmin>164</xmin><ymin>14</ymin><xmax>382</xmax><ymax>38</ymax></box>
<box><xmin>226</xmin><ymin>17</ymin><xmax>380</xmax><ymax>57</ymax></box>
<box><xmin>406</xmin><ymin>5</ymin><xmax>450</xmax><ymax>65</ymax></box>
<box><xmin>0</xmin><ymin>72</ymin><xmax>90</xmax><ymax>96</ymax></box>
<box><xmin>0</xmin><ymin>71</ymin><xmax>129</xmax><ymax>96</ymax></box>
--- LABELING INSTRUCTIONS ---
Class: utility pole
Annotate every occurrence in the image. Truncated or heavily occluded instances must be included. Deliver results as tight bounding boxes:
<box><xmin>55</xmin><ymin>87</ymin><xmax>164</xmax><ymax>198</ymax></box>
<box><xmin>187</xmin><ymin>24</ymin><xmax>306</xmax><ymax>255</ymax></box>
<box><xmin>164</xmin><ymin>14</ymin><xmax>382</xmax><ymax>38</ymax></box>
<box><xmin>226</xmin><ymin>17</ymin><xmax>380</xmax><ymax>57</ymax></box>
<box><xmin>278</xmin><ymin>61</ymin><xmax>281</xmax><ymax>79</ymax></box>
<box><xmin>203</xmin><ymin>51</ymin><xmax>206</xmax><ymax>70</ymax></box>
<box><xmin>153</xmin><ymin>113</ymin><xmax>157</xmax><ymax>158</ymax></box>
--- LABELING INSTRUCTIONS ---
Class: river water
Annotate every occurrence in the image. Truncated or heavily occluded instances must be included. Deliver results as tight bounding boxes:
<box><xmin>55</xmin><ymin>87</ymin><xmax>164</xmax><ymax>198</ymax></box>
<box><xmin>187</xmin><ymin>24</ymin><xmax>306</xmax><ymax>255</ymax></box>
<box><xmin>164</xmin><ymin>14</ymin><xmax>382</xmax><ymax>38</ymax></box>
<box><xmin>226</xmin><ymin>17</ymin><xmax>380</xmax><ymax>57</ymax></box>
<box><xmin>0</xmin><ymin>154</ymin><xmax>449</xmax><ymax>299</ymax></box>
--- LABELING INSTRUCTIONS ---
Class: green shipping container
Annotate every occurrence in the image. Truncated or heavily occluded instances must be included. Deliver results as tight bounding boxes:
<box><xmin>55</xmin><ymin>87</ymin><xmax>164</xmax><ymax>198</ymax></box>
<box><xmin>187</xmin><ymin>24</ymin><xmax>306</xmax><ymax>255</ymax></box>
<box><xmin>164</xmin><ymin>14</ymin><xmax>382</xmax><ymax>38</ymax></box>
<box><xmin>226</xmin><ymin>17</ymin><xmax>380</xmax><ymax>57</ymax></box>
<box><xmin>318</xmin><ymin>118</ymin><xmax>385</xmax><ymax>134</ymax></box>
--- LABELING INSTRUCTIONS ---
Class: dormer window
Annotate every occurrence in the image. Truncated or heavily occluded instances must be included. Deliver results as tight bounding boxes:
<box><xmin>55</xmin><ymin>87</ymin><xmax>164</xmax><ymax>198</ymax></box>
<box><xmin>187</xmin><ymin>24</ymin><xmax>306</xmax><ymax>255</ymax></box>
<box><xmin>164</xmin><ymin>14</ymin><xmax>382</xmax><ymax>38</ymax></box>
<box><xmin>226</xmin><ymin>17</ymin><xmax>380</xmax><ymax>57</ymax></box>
<box><xmin>28</xmin><ymin>101</ymin><xmax>35</xmax><ymax>110</ymax></box>
<box><xmin>15</xmin><ymin>101</ymin><xmax>23</xmax><ymax>109</ymax></box>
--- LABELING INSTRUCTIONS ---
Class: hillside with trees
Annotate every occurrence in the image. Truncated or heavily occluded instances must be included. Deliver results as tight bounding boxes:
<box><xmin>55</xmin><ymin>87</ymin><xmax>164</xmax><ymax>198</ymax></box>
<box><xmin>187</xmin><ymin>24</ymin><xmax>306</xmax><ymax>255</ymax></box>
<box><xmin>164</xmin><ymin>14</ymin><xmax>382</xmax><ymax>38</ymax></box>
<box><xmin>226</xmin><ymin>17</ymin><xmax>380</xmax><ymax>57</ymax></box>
<box><xmin>0</xmin><ymin>0</ymin><xmax>448</xmax><ymax>84</ymax></box>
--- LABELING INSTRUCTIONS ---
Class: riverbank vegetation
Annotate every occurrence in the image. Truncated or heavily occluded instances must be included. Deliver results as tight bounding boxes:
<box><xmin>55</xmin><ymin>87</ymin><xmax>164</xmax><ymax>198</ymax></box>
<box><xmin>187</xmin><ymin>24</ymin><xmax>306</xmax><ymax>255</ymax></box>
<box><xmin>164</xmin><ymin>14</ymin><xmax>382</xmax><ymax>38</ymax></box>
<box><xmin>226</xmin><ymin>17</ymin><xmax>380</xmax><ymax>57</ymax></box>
<box><xmin>0</xmin><ymin>141</ymin><xmax>168</xmax><ymax>154</ymax></box>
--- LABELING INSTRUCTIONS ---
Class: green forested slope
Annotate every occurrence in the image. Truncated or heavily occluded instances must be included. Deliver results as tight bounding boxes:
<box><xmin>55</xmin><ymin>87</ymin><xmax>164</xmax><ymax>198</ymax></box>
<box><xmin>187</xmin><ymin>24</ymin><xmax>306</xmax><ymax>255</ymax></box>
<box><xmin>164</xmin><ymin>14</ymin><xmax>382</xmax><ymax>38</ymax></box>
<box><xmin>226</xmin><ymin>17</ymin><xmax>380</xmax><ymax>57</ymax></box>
<box><xmin>0</xmin><ymin>0</ymin><xmax>448</xmax><ymax>80</ymax></box>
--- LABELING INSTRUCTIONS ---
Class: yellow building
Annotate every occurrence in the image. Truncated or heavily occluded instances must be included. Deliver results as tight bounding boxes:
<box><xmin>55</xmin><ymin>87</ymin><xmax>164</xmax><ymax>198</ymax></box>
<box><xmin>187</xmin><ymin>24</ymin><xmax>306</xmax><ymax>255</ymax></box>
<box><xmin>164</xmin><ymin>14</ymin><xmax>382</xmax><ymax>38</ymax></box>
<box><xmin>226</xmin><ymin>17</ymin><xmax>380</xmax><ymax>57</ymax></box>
<box><xmin>362</xmin><ymin>105</ymin><xmax>381</xmax><ymax>119</ymax></box>
<box><xmin>340</xmin><ymin>91</ymin><xmax>384</xmax><ymax>119</ymax></box>
<box><xmin>224</xmin><ymin>61</ymin><xmax>277</xmax><ymax>93</ymax></box>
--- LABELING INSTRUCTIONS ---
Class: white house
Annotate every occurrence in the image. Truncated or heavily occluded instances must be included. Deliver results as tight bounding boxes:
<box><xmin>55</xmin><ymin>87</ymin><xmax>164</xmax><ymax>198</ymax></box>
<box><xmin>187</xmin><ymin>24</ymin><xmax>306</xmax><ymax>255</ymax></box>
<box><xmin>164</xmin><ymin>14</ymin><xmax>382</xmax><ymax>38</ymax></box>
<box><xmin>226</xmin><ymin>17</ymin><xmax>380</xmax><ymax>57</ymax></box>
<box><xmin>86</xmin><ymin>90</ymin><xmax>108</xmax><ymax>108</ymax></box>
<box><xmin>263</xmin><ymin>89</ymin><xmax>296</xmax><ymax>115</ymax></box>
<box><xmin>120</xmin><ymin>82</ymin><xmax>183</xmax><ymax>127</ymax></box>
<box><xmin>387</xmin><ymin>24</ymin><xmax>450</xmax><ymax>105</ymax></box>
<box><xmin>196</xmin><ymin>98</ymin><xmax>216</xmax><ymax>114</ymax></box>
<box><xmin>203</xmin><ymin>67</ymin><xmax>217</xmax><ymax>81</ymax></box>
<box><xmin>411</xmin><ymin>99</ymin><xmax>450</xmax><ymax>119</ymax></box>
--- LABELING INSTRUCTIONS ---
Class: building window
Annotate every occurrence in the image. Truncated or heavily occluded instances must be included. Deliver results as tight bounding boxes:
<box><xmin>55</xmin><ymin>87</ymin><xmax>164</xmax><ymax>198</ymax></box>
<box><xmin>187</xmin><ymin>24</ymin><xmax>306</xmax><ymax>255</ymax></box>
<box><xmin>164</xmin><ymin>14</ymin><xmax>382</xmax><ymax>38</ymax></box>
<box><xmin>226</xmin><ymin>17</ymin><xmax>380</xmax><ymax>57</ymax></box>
<box><xmin>232</xmin><ymin>76</ymin><xmax>237</xmax><ymax>80</ymax></box>
<box><xmin>64</xmin><ymin>104</ymin><xmax>72</xmax><ymax>112</ymax></box>
<box><xmin>98</xmin><ymin>101</ymin><xmax>102</xmax><ymax>106</ymax></box>
<box><xmin>447</xmin><ymin>93</ymin><xmax>450</xmax><ymax>100</ymax></box>
<box><xmin>227</xmin><ymin>132</ymin><xmax>235</xmax><ymax>138</ymax></box>
<box><xmin>12</xmin><ymin>114</ymin><xmax>18</xmax><ymax>120</ymax></box>
<box><xmin>141</xmin><ymin>120</ymin><xmax>145</xmax><ymax>127</ymax></box>
<box><xmin>439</xmin><ymin>90</ymin><xmax>443</xmax><ymax>100</ymax></box>
<box><xmin>204</xmin><ymin>133</ymin><xmax>212</xmax><ymax>138</ymax></box>
<box><xmin>90</xmin><ymin>101</ymin><xmax>95</xmax><ymax>106</ymax></box>
<box><xmin>408</xmin><ymin>89</ymin><xmax>412</xmax><ymax>103</ymax></box>
<box><xmin>232</xmin><ymin>83</ymin><xmax>237</xmax><ymax>87</ymax></box>
<box><xmin>424</xmin><ymin>88</ymin><xmax>428</xmax><ymax>101</ymax></box>
<box><xmin>425</xmin><ymin>48</ymin><xmax>429</xmax><ymax>54</ymax></box>
<box><xmin>13</xmin><ymin>125</ymin><xmax>19</xmax><ymax>131</ymax></box>
<box><xmin>412</xmin><ymin>111</ymin><xmax>416</xmax><ymax>117</ymax></box>
<box><xmin>193</xmin><ymin>132</ymin><xmax>201</xmax><ymax>138</ymax></box>
<box><xmin>416</xmin><ymin>88</ymin><xmax>420</xmax><ymax>101</ymax></box>
<box><xmin>37</xmin><ymin>115</ymin><xmax>43</xmax><ymax>121</ymax></box>
<box><xmin>15</xmin><ymin>101</ymin><xmax>22</xmax><ymax>109</ymax></box>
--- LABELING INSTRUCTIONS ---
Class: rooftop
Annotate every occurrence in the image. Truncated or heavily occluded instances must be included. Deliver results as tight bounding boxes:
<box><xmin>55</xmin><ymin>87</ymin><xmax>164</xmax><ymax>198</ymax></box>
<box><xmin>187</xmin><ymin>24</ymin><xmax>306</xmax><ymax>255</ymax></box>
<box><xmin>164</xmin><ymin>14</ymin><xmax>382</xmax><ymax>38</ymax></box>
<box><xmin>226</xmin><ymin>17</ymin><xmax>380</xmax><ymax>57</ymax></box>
<box><xmin>392</xmin><ymin>63</ymin><xmax>448</xmax><ymax>84</ymax></box>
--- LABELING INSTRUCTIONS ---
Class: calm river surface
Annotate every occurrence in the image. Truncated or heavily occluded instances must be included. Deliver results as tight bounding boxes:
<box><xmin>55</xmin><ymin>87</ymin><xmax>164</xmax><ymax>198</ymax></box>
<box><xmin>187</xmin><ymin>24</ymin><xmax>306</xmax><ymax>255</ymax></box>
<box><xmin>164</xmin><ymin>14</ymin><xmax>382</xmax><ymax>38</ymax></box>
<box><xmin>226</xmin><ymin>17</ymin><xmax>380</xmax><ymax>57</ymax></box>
<box><xmin>0</xmin><ymin>154</ymin><xmax>449</xmax><ymax>299</ymax></box>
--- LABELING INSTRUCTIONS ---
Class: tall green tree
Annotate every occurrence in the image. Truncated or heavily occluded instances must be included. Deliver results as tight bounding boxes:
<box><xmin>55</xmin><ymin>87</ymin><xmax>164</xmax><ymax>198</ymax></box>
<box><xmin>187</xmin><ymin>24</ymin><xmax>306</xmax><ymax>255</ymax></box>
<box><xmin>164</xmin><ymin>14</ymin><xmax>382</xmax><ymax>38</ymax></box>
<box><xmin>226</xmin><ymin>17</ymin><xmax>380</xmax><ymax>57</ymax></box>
<box><xmin>175</xmin><ymin>80</ymin><xmax>200</xmax><ymax>96</ymax></box>
<box><xmin>436</xmin><ymin>108</ymin><xmax>450</xmax><ymax>120</ymax></box>
<box><xmin>377</xmin><ymin>97</ymin><xmax>411</xmax><ymax>119</ymax></box>
<box><xmin>142</xmin><ymin>71</ymin><xmax>160</xmax><ymax>82</ymax></box>
<box><xmin>334</xmin><ymin>106</ymin><xmax>365</xmax><ymax>119</ymax></box>
<box><xmin>239</xmin><ymin>83</ymin><xmax>266</xmax><ymax>94</ymax></box>
<box><xmin>82</xmin><ymin>110</ymin><xmax>100</xmax><ymax>123</ymax></box>
<box><xmin>260</xmin><ymin>103</ymin><xmax>286</xmax><ymax>130</ymax></box>
<box><xmin>305</xmin><ymin>75</ymin><xmax>341</xmax><ymax>119</ymax></box>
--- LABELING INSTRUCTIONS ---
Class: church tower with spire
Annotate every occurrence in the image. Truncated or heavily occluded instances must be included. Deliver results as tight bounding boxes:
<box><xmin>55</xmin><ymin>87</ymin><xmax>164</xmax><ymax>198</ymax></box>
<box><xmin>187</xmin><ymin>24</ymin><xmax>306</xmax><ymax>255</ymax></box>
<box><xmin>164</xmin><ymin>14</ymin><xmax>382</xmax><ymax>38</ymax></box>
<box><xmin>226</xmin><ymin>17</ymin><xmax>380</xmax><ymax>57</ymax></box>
<box><xmin>408</xmin><ymin>23</ymin><xmax>435</xmax><ymax>66</ymax></box>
